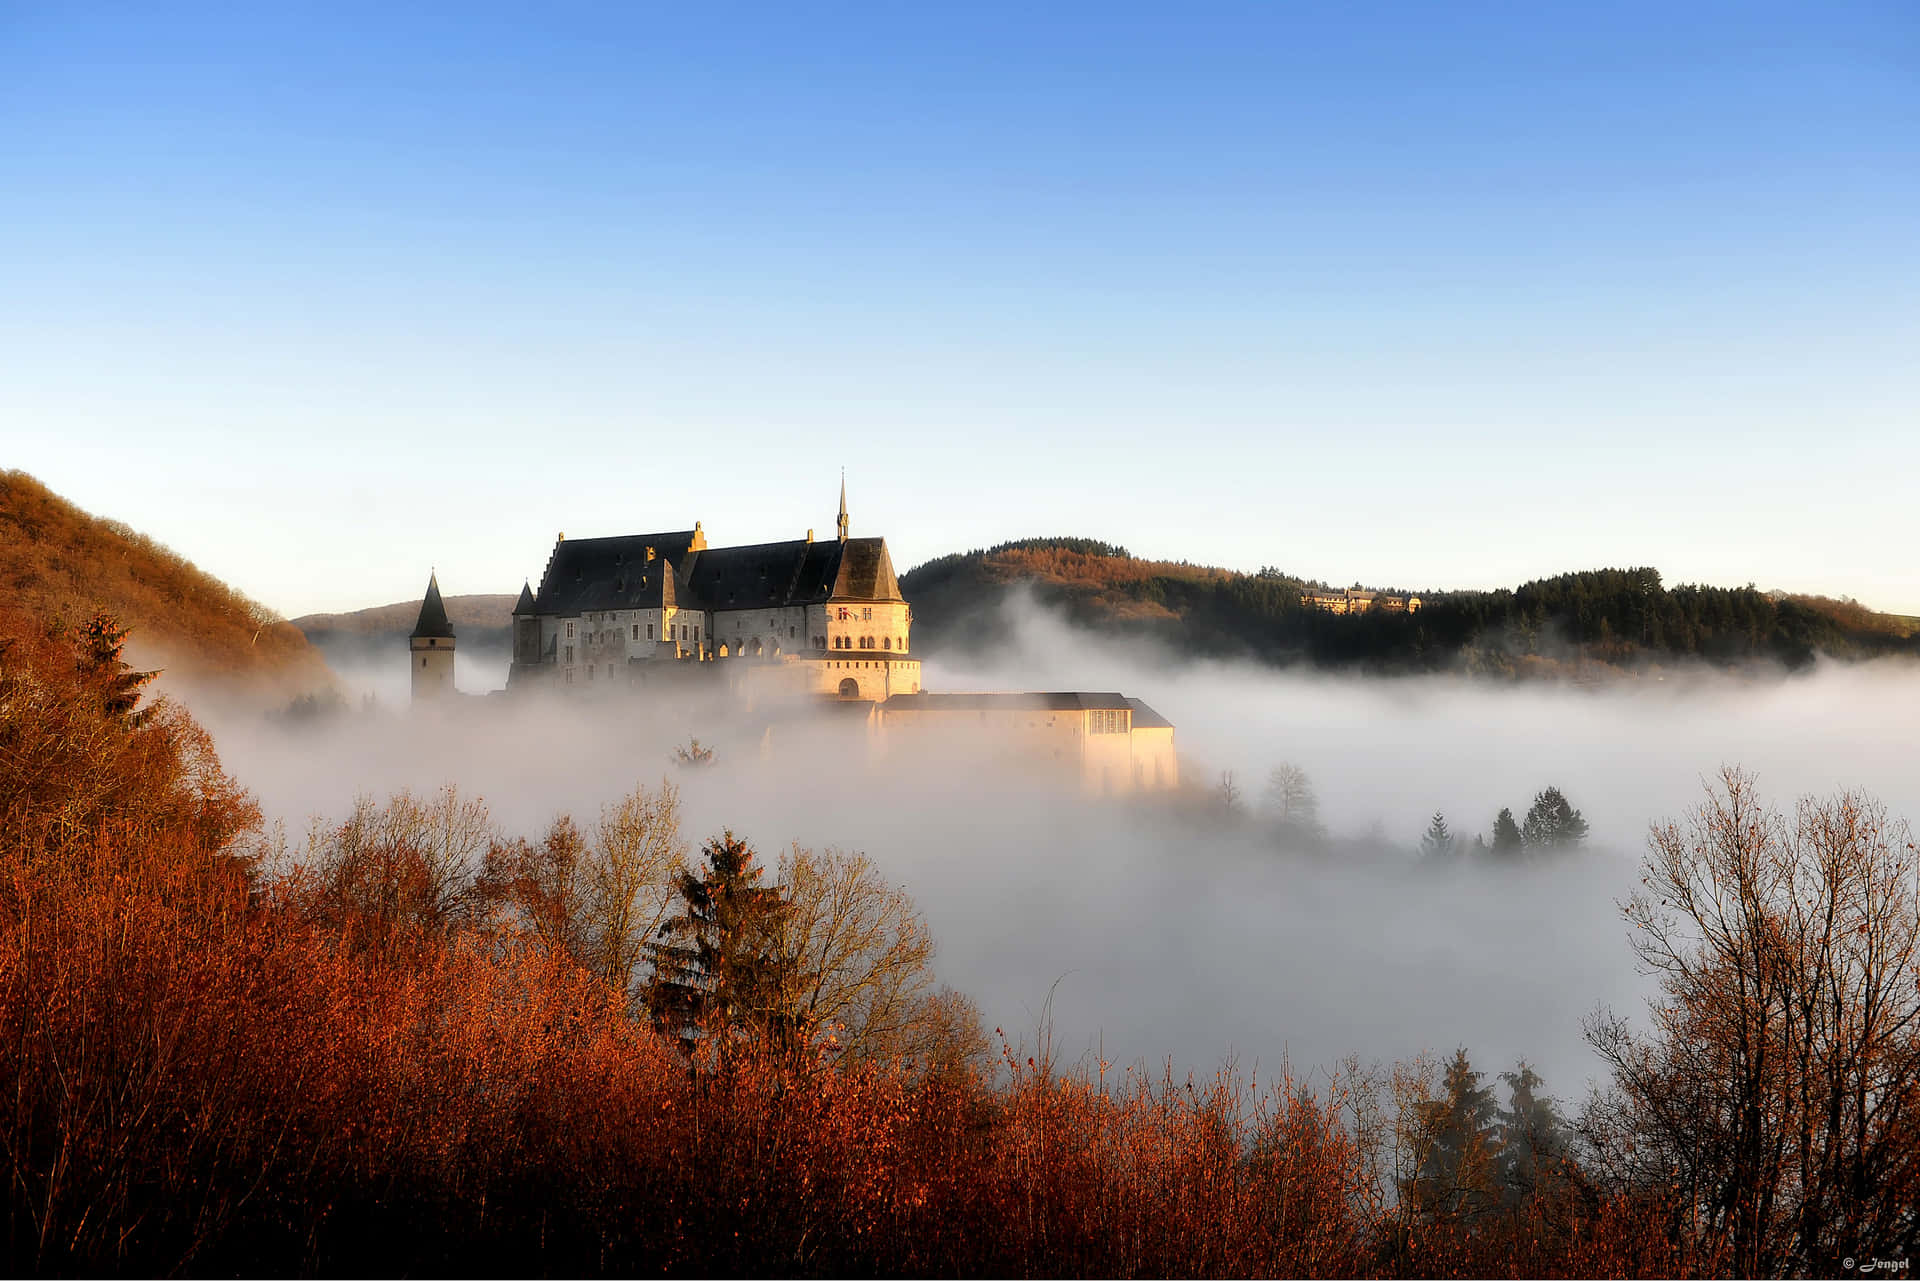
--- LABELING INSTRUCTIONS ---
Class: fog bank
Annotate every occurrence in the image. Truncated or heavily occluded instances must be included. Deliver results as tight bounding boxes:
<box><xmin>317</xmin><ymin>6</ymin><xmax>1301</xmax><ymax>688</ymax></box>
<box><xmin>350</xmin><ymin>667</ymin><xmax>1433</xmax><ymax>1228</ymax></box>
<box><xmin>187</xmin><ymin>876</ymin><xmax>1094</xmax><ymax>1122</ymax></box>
<box><xmin>186</xmin><ymin>595</ymin><xmax>1920</xmax><ymax>1100</ymax></box>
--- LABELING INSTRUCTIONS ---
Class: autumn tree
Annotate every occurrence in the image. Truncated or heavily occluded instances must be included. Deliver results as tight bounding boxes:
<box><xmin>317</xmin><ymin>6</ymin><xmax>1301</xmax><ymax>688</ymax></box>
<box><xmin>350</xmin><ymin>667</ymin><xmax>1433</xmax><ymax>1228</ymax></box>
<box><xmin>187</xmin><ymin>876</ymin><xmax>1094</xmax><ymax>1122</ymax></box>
<box><xmin>762</xmin><ymin>844</ymin><xmax>986</xmax><ymax>1073</ymax></box>
<box><xmin>0</xmin><ymin>611</ymin><xmax>256</xmax><ymax>864</ymax></box>
<box><xmin>582</xmin><ymin>780</ymin><xmax>687</xmax><ymax>998</ymax></box>
<box><xmin>1583</xmin><ymin>769</ymin><xmax>1920</xmax><ymax>1275</ymax></box>
<box><xmin>476</xmin><ymin>814</ymin><xmax>590</xmax><ymax>957</ymax></box>
<box><xmin>475</xmin><ymin>780</ymin><xmax>686</xmax><ymax>1005</ymax></box>
<box><xmin>1265</xmin><ymin>762</ymin><xmax>1321</xmax><ymax>841</ymax></box>
<box><xmin>303</xmin><ymin>784</ymin><xmax>492</xmax><ymax>952</ymax></box>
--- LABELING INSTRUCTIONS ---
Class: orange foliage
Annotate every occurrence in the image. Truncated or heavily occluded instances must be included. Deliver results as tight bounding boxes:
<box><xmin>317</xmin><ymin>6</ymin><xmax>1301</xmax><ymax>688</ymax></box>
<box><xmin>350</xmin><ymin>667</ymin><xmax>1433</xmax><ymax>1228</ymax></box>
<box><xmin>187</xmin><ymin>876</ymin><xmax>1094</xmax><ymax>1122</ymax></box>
<box><xmin>0</xmin><ymin>605</ymin><xmax>1717</xmax><ymax>1276</ymax></box>
<box><xmin>0</xmin><ymin>470</ymin><xmax>333</xmax><ymax>696</ymax></box>
<box><xmin>1786</xmin><ymin>593</ymin><xmax>1920</xmax><ymax>638</ymax></box>
<box><xmin>987</xmin><ymin>544</ymin><xmax>1237</xmax><ymax>593</ymax></box>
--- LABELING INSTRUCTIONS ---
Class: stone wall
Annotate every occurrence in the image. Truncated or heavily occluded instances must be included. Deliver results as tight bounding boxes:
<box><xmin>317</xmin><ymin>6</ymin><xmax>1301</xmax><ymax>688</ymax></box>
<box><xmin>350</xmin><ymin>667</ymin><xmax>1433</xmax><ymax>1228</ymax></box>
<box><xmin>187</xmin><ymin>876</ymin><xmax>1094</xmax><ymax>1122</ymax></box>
<box><xmin>409</xmin><ymin>635</ymin><xmax>455</xmax><ymax>700</ymax></box>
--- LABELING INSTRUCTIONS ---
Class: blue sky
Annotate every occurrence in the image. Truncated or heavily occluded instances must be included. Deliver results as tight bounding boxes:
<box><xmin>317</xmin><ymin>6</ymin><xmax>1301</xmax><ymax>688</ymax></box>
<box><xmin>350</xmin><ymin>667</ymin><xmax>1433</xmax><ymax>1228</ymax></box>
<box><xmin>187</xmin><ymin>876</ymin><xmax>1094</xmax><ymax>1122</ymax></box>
<box><xmin>4</xmin><ymin>1</ymin><xmax>1916</xmax><ymax>615</ymax></box>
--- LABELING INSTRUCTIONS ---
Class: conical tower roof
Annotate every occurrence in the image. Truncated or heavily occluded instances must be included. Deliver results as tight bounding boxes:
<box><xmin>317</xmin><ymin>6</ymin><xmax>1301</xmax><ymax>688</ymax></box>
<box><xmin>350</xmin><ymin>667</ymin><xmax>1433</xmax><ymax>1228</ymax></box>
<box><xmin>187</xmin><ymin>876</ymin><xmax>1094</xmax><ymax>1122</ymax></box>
<box><xmin>511</xmin><ymin>580</ymin><xmax>536</xmax><ymax>616</ymax></box>
<box><xmin>410</xmin><ymin>572</ymin><xmax>455</xmax><ymax>639</ymax></box>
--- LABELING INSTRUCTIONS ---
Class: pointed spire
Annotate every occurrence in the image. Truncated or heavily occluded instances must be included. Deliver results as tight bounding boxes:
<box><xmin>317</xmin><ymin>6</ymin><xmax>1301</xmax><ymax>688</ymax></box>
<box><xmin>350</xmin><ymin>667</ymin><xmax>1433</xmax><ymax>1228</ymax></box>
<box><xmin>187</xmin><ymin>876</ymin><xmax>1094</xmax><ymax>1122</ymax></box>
<box><xmin>512</xmin><ymin>579</ymin><xmax>536</xmax><ymax>616</ymax></box>
<box><xmin>837</xmin><ymin>469</ymin><xmax>849</xmax><ymax>543</ymax></box>
<box><xmin>410</xmin><ymin>571</ymin><xmax>454</xmax><ymax>639</ymax></box>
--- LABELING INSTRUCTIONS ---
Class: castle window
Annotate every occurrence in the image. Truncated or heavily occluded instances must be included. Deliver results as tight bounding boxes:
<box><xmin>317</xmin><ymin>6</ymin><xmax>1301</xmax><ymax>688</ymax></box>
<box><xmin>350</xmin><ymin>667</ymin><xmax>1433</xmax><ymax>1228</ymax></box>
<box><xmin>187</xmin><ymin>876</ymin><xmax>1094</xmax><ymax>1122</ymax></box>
<box><xmin>565</xmin><ymin>645</ymin><xmax>574</xmax><ymax>663</ymax></box>
<box><xmin>632</xmin><ymin>624</ymin><xmax>639</xmax><ymax>640</ymax></box>
<box><xmin>566</xmin><ymin>622</ymin><xmax>574</xmax><ymax>639</ymax></box>
<box><xmin>647</xmin><ymin>624</ymin><xmax>654</xmax><ymax>640</ymax></box>
<box><xmin>862</xmin><ymin>607</ymin><xmax>872</xmax><ymax>621</ymax></box>
<box><xmin>789</xmin><ymin>626</ymin><xmax>795</xmax><ymax>639</ymax></box>
<box><xmin>883</xmin><ymin>636</ymin><xmax>891</xmax><ymax>650</ymax></box>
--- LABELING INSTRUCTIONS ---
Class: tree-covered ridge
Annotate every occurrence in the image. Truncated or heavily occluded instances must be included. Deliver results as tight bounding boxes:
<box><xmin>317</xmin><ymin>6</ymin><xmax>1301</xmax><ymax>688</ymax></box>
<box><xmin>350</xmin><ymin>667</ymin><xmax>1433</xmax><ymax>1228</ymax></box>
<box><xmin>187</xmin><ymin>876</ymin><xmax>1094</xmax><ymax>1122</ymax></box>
<box><xmin>0</xmin><ymin>471</ymin><xmax>334</xmax><ymax>695</ymax></box>
<box><xmin>900</xmin><ymin>546</ymin><xmax>1919</xmax><ymax>675</ymax></box>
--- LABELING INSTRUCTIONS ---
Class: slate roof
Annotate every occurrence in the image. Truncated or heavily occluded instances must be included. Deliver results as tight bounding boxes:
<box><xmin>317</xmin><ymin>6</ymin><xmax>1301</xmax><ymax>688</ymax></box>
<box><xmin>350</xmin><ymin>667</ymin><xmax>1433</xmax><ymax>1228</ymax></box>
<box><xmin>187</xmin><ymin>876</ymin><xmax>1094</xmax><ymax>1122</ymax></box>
<box><xmin>410</xmin><ymin>573</ymin><xmax>454</xmax><ymax>639</ymax></box>
<box><xmin>881</xmin><ymin>691</ymin><xmax>1135</xmax><ymax>713</ymax></box>
<box><xmin>530</xmin><ymin>532</ymin><xmax>904</xmax><ymax>617</ymax></box>
<box><xmin>530</xmin><ymin>531</ymin><xmax>698</xmax><ymax>615</ymax></box>
<box><xmin>683</xmin><ymin>537</ymin><xmax>903</xmax><ymax>612</ymax></box>
<box><xmin>1124</xmin><ymin>697</ymin><xmax>1173</xmax><ymax>729</ymax></box>
<box><xmin>827</xmin><ymin>537</ymin><xmax>903</xmax><ymax>602</ymax></box>
<box><xmin>511</xmin><ymin>581</ymin><xmax>536</xmax><ymax>616</ymax></box>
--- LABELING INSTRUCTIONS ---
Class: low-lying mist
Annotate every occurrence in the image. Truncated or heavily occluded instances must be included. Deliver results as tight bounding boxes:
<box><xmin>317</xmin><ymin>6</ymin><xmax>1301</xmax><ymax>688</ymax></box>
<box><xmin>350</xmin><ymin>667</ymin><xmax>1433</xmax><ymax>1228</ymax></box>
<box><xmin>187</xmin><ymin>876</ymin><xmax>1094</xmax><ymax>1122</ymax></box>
<box><xmin>179</xmin><ymin>592</ymin><xmax>1920</xmax><ymax>1102</ymax></box>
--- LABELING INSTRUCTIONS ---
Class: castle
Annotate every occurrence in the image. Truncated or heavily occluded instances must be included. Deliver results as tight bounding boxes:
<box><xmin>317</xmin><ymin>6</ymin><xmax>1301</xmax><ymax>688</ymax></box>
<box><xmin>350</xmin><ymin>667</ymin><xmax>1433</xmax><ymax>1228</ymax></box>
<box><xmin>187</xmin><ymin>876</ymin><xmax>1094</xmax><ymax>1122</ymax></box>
<box><xmin>408</xmin><ymin>483</ymin><xmax>1179</xmax><ymax>793</ymax></box>
<box><xmin>500</xmin><ymin>479</ymin><xmax>919</xmax><ymax>703</ymax></box>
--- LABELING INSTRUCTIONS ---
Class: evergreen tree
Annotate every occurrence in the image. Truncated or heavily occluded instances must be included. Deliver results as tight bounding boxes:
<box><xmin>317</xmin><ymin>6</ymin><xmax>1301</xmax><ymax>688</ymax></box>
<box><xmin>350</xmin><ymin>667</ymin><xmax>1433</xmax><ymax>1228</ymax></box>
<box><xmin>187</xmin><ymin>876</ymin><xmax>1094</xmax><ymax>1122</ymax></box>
<box><xmin>1419</xmin><ymin>811</ymin><xmax>1455</xmax><ymax>859</ymax></box>
<box><xmin>74</xmin><ymin>612</ymin><xmax>157</xmax><ymax>728</ymax></box>
<box><xmin>644</xmin><ymin>831</ymin><xmax>799</xmax><ymax>1058</ymax></box>
<box><xmin>1495</xmin><ymin>1061</ymin><xmax>1566</xmax><ymax>1206</ymax></box>
<box><xmin>1521</xmin><ymin>786</ymin><xmax>1589</xmax><ymax>849</ymax></box>
<box><xmin>1405</xmin><ymin>1048</ymin><xmax>1504</xmax><ymax>1223</ymax></box>
<box><xmin>1490</xmin><ymin>807</ymin><xmax>1524</xmax><ymax>856</ymax></box>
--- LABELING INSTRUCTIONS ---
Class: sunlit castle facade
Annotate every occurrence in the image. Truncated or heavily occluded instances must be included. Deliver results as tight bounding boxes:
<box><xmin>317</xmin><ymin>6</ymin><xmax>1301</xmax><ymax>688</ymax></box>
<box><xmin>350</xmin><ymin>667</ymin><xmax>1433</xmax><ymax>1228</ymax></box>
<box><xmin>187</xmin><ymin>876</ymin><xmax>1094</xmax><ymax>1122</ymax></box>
<box><xmin>410</xmin><ymin>481</ymin><xmax>1179</xmax><ymax>794</ymax></box>
<box><xmin>504</xmin><ymin>480</ymin><xmax>921</xmax><ymax>702</ymax></box>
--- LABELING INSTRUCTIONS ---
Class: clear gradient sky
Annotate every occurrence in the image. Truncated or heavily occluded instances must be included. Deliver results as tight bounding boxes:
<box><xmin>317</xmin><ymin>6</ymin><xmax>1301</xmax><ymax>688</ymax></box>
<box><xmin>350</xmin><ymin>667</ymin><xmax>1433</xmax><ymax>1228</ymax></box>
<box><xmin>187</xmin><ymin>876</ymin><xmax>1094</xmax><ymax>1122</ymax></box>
<box><xmin>4</xmin><ymin>1</ymin><xmax>1916</xmax><ymax>617</ymax></box>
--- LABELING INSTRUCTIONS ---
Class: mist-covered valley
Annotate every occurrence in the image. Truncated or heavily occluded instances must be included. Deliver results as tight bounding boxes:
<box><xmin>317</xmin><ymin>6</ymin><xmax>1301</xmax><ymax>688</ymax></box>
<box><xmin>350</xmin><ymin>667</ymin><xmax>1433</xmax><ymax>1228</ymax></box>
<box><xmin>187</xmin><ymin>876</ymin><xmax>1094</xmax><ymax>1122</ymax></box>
<box><xmin>177</xmin><ymin>593</ymin><xmax>1920</xmax><ymax>1103</ymax></box>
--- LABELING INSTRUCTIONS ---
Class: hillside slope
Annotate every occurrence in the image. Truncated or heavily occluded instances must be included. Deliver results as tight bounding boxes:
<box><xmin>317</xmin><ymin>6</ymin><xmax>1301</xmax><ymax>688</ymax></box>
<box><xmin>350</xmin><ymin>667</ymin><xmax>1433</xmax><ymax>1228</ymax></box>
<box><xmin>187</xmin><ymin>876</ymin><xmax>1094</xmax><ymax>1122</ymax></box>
<box><xmin>900</xmin><ymin>538</ymin><xmax>1920</xmax><ymax>676</ymax></box>
<box><xmin>292</xmin><ymin>594</ymin><xmax>516</xmax><ymax>677</ymax></box>
<box><xmin>292</xmin><ymin>594</ymin><xmax>517</xmax><ymax>637</ymax></box>
<box><xmin>0</xmin><ymin>471</ymin><xmax>335</xmax><ymax>697</ymax></box>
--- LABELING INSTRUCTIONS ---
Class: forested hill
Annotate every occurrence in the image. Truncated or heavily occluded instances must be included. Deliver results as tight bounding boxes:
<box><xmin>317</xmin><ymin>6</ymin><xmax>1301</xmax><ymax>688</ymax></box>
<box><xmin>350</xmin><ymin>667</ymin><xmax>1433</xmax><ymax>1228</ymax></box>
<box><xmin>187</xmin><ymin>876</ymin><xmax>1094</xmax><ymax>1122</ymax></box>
<box><xmin>292</xmin><ymin>594</ymin><xmax>516</xmax><ymax>675</ymax></box>
<box><xmin>291</xmin><ymin>594</ymin><xmax>518</xmax><ymax>638</ymax></box>
<box><xmin>0</xmin><ymin>471</ymin><xmax>335</xmax><ymax>696</ymax></box>
<box><xmin>900</xmin><ymin>539</ymin><xmax>1920</xmax><ymax>676</ymax></box>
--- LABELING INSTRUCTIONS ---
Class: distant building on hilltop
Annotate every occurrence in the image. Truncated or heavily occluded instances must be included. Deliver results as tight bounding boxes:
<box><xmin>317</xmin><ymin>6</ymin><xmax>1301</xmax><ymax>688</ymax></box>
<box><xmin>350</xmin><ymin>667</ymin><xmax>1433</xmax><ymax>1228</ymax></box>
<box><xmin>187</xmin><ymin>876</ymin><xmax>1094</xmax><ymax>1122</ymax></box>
<box><xmin>1300</xmin><ymin>587</ymin><xmax>1422</xmax><ymax>616</ymax></box>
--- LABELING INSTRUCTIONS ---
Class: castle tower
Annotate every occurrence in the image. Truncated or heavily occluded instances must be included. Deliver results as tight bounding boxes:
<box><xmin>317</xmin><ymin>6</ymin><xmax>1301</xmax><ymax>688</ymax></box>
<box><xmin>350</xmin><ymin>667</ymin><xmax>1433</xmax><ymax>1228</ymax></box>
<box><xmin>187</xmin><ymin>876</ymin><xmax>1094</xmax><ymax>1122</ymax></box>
<box><xmin>836</xmin><ymin>472</ymin><xmax>849</xmax><ymax>543</ymax></box>
<box><xmin>409</xmin><ymin>571</ymin><xmax>456</xmax><ymax>702</ymax></box>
